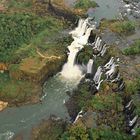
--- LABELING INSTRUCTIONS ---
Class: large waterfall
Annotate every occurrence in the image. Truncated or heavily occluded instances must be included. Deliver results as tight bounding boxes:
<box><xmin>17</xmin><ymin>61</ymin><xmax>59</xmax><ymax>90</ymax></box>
<box><xmin>61</xmin><ymin>18</ymin><xmax>95</xmax><ymax>80</ymax></box>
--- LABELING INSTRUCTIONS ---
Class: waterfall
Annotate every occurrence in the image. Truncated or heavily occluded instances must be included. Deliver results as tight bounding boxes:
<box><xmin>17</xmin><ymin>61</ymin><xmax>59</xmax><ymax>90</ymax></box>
<box><xmin>61</xmin><ymin>43</ymin><xmax>83</xmax><ymax>80</ymax></box>
<box><xmin>87</xmin><ymin>59</ymin><xmax>94</xmax><ymax>74</ymax></box>
<box><xmin>61</xmin><ymin>18</ymin><xmax>95</xmax><ymax>80</ymax></box>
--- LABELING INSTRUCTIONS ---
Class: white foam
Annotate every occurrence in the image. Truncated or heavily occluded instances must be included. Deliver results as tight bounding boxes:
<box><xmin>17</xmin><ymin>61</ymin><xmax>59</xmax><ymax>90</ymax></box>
<box><xmin>61</xmin><ymin>18</ymin><xmax>95</xmax><ymax>81</ymax></box>
<box><xmin>0</xmin><ymin>131</ymin><xmax>14</xmax><ymax>140</ymax></box>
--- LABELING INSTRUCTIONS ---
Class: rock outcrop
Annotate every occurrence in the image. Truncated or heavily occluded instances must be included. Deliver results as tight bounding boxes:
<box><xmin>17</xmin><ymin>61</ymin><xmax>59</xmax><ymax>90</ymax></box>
<box><xmin>9</xmin><ymin>54</ymin><xmax>66</xmax><ymax>85</ymax></box>
<box><xmin>0</xmin><ymin>101</ymin><xmax>8</xmax><ymax>111</ymax></box>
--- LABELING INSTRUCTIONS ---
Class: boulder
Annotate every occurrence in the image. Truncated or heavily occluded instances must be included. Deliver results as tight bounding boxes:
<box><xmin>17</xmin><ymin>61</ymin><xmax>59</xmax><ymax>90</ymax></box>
<box><xmin>0</xmin><ymin>63</ymin><xmax>8</xmax><ymax>72</ymax></box>
<box><xmin>0</xmin><ymin>101</ymin><xmax>8</xmax><ymax>111</ymax></box>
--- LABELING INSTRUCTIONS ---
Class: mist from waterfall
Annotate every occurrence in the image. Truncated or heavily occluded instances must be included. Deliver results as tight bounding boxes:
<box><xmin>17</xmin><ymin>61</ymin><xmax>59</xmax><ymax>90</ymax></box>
<box><xmin>61</xmin><ymin>18</ymin><xmax>95</xmax><ymax>80</ymax></box>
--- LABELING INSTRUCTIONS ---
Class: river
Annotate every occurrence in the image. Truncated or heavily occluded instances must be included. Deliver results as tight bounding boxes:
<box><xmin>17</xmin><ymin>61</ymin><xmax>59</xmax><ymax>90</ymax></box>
<box><xmin>0</xmin><ymin>74</ymin><xmax>79</xmax><ymax>140</ymax></box>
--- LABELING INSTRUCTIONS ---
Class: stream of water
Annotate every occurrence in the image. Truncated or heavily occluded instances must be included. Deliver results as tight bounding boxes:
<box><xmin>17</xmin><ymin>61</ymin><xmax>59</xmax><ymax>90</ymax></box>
<box><xmin>0</xmin><ymin>74</ymin><xmax>79</xmax><ymax>140</ymax></box>
<box><xmin>88</xmin><ymin>0</ymin><xmax>124</xmax><ymax>22</ymax></box>
<box><xmin>65</xmin><ymin>0</ymin><xmax>124</xmax><ymax>23</ymax></box>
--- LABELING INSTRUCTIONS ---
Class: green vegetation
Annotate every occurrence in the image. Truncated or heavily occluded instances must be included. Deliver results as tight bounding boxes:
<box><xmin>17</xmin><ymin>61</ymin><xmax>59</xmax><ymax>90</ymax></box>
<box><xmin>0</xmin><ymin>23</ymin><xmax>67</xmax><ymax>103</ymax></box>
<box><xmin>61</xmin><ymin>123</ymin><xmax>88</xmax><ymax>140</ymax></box>
<box><xmin>74</xmin><ymin>0</ymin><xmax>97</xmax><ymax>10</ymax></box>
<box><xmin>110</xmin><ymin>21</ymin><xmax>135</xmax><ymax>35</ymax></box>
<box><xmin>125</xmin><ymin>78</ymin><xmax>140</xmax><ymax>94</ymax></box>
<box><xmin>123</xmin><ymin>40</ymin><xmax>140</xmax><ymax>55</ymax></box>
<box><xmin>9</xmin><ymin>21</ymin><xmax>65</xmax><ymax>64</ymax></box>
<box><xmin>0</xmin><ymin>13</ymin><xmax>63</xmax><ymax>62</ymax></box>
<box><xmin>0</xmin><ymin>0</ymin><xmax>69</xmax><ymax>105</ymax></box>
<box><xmin>129</xmin><ymin>78</ymin><xmax>140</xmax><ymax>116</ymax></box>
<box><xmin>77</xmin><ymin>45</ymin><xmax>93</xmax><ymax>64</ymax></box>
<box><xmin>88</xmin><ymin>128</ymin><xmax>132</xmax><ymax>140</ymax></box>
<box><xmin>87</xmin><ymin>94</ymin><xmax>122</xmax><ymax>111</ymax></box>
<box><xmin>100</xmin><ymin>20</ymin><xmax>135</xmax><ymax>35</ymax></box>
<box><xmin>61</xmin><ymin>123</ymin><xmax>132</xmax><ymax>140</ymax></box>
<box><xmin>7</xmin><ymin>0</ymin><xmax>32</xmax><ymax>9</ymax></box>
<box><xmin>0</xmin><ymin>73</ymin><xmax>41</xmax><ymax>104</ymax></box>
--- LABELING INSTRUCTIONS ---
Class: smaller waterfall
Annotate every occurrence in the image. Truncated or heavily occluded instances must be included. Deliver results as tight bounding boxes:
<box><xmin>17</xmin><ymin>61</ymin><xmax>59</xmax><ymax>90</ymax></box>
<box><xmin>104</xmin><ymin>57</ymin><xmax>114</xmax><ymax>70</ymax></box>
<box><xmin>94</xmin><ymin>37</ymin><xmax>100</xmax><ymax>48</ymax></box>
<box><xmin>69</xmin><ymin>18</ymin><xmax>88</xmax><ymax>38</ymax></box>
<box><xmin>61</xmin><ymin>18</ymin><xmax>95</xmax><ymax>80</ymax></box>
<box><xmin>87</xmin><ymin>59</ymin><xmax>94</xmax><ymax>74</ymax></box>
<box><xmin>93</xmin><ymin>66</ymin><xmax>103</xmax><ymax>85</ymax></box>
<box><xmin>61</xmin><ymin>42</ymin><xmax>83</xmax><ymax>80</ymax></box>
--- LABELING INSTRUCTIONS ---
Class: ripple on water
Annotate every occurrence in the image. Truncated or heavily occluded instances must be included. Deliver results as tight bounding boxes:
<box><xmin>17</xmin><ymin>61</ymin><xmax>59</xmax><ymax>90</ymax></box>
<box><xmin>0</xmin><ymin>131</ymin><xmax>14</xmax><ymax>140</ymax></box>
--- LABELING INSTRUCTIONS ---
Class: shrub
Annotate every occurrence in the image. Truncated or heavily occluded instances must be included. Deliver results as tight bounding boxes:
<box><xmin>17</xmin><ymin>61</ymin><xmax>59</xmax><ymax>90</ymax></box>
<box><xmin>61</xmin><ymin>123</ymin><xmax>89</xmax><ymax>140</ymax></box>
<box><xmin>0</xmin><ymin>13</ymin><xmax>60</xmax><ymax>62</ymax></box>
<box><xmin>89</xmin><ymin>128</ymin><xmax>132</xmax><ymax>140</ymax></box>
<box><xmin>76</xmin><ymin>45</ymin><xmax>93</xmax><ymax>65</ymax></box>
<box><xmin>111</xmin><ymin>21</ymin><xmax>135</xmax><ymax>35</ymax></box>
<box><xmin>123</xmin><ymin>40</ymin><xmax>140</xmax><ymax>55</ymax></box>
<box><xmin>7</xmin><ymin>0</ymin><xmax>32</xmax><ymax>9</ymax></box>
<box><xmin>87</xmin><ymin>94</ymin><xmax>122</xmax><ymax>111</ymax></box>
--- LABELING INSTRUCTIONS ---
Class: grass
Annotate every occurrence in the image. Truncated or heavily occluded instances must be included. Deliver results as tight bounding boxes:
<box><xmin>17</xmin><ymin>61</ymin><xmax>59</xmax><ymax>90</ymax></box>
<box><xmin>77</xmin><ymin>45</ymin><xmax>93</xmax><ymax>65</ymax></box>
<box><xmin>74</xmin><ymin>0</ymin><xmax>97</xmax><ymax>10</ymax></box>
<box><xmin>100</xmin><ymin>20</ymin><xmax>136</xmax><ymax>35</ymax></box>
<box><xmin>125</xmin><ymin>78</ymin><xmax>140</xmax><ymax>94</ymax></box>
<box><xmin>87</xmin><ymin>93</ymin><xmax>122</xmax><ymax>111</ymax></box>
<box><xmin>61</xmin><ymin>118</ymin><xmax>131</xmax><ymax>140</ymax></box>
<box><xmin>0</xmin><ymin>12</ymin><xmax>64</xmax><ymax>63</ymax></box>
<box><xmin>122</xmin><ymin>78</ymin><xmax>140</xmax><ymax>137</ymax></box>
<box><xmin>7</xmin><ymin>0</ymin><xmax>32</xmax><ymax>9</ymax></box>
<box><xmin>88</xmin><ymin>128</ymin><xmax>132</xmax><ymax>140</ymax></box>
<box><xmin>123</xmin><ymin>39</ymin><xmax>140</xmax><ymax>55</ymax></box>
<box><xmin>61</xmin><ymin>122</ymin><xmax>88</xmax><ymax>140</ymax></box>
<box><xmin>110</xmin><ymin>21</ymin><xmax>135</xmax><ymax>35</ymax></box>
<box><xmin>10</xmin><ymin>25</ymin><xmax>64</xmax><ymax>63</ymax></box>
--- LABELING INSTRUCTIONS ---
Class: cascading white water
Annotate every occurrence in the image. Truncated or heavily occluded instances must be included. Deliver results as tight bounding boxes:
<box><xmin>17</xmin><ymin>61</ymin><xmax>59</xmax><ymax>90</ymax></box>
<box><xmin>87</xmin><ymin>59</ymin><xmax>94</xmax><ymax>74</ymax></box>
<box><xmin>61</xmin><ymin>42</ymin><xmax>83</xmax><ymax>80</ymax></box>
<box><xmin>61</xmin><ymin>18</ymin><xmax>95</xmax><ymax>80</ymax></box>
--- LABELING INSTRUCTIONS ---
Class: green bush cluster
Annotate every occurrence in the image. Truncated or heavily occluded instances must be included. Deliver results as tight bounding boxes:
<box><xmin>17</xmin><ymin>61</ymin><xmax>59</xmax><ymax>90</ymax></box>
<box><xmin>0</xmin><ymin>13</ymin><xmax>56</xmax><ymax>62</ymax></box>
<box><xmin>112</xmin><ymin>21</ymin><xmax>135</xmax><ymax>35</ymax></box>
<box><xmin>74</xmin><ymin>0</ymin><xmax>97</xmax><ymax>10</ymax></box>
<box><xmin>61</xmin><ymin>125</ymin><xmax>132</xmax><ymax>140</ymax></box>
<box><xmin>123</xmin><ymin>40</ymin><xmax>140</xmax><ymax>55</ymax></box>
<box><xmin>61</xmin><ymin>123</ymin><xmax>88</xmax><ymax>140</ymax></box>
<box><xmin>77</xmin><ymin>45</ymin><xmax>93</xmax><ymax>64</ymax></box>
<box><xmin>88</xmin><ymin>128</ymin><xmax>132</xmax><ymax>140</ymax></box>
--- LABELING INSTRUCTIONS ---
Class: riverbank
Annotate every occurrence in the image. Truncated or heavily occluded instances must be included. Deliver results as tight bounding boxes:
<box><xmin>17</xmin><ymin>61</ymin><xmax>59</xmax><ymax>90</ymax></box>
<box><xmin>0</xmin><ymin>0</ymin><xmax>76</xmax><ymax>109</ymax></box>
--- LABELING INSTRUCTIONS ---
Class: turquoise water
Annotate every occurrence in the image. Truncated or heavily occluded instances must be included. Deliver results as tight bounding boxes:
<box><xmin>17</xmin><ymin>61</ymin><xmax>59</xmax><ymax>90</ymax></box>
<box><xmin>65</xmin><ymin>0</ymin><xmax>124</xmax><ymax>23</ymax></box>
<box><xmin>0</xmin><ymin>74</ymin><xmax>78</xmax><ymax>140</ymax></box>
<box><xmin>88</xmin><ymin>0</ymin><xmax>124</xmax><ymax>23</ymax></box>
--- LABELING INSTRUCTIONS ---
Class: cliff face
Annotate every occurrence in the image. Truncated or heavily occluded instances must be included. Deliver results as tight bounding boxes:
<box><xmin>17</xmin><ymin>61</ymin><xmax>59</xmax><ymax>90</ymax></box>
<box><xmin>0</xmin><ymin>0</ymin><xmax>70</xmax><ymax>108</ymax></box>
<box><xmin>9</xmin><ymin>54</ymin><xmax>66</xmax><ymax>85</ymax></box>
